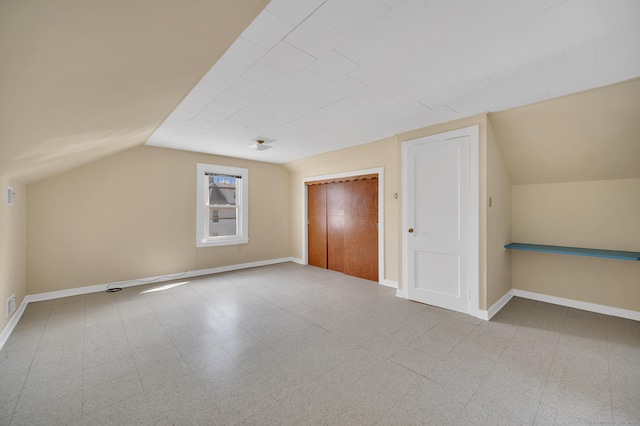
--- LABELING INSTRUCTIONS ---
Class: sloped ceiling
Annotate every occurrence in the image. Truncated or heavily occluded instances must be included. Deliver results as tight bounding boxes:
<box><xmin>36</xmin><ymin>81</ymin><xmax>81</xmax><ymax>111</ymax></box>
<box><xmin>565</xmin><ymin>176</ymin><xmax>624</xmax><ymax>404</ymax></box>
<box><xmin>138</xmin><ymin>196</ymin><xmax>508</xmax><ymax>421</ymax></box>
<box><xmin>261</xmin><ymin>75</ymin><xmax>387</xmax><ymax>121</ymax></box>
<box><xmin>2</xmin><ymin>1</ymin><xmax>639</xmax><ymax>185</ymax></box>
<box><xmin>146</xmin><ymin>0</ymin><xmax>640</xmax><ymax>164</ymax></box>
<box><xmin>0</xmin><ymin>0</ymin><xmax>269</xmax><ymax>183</ymax></box>
<box><xmin>490</xmin><ymin>78</ymin><xmax>640</xmax><ymax>185</ymax></box>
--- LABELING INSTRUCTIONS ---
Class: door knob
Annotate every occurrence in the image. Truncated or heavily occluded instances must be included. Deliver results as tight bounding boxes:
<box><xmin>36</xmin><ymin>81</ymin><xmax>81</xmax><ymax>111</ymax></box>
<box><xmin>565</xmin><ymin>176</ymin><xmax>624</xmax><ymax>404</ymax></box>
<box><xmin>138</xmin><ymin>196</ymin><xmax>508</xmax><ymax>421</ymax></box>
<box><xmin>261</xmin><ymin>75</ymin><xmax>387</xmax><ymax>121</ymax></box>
<box><xmin>408</xmin><ymin>228</ymin><xmax>414</xmax><ymax>233</ymax></box>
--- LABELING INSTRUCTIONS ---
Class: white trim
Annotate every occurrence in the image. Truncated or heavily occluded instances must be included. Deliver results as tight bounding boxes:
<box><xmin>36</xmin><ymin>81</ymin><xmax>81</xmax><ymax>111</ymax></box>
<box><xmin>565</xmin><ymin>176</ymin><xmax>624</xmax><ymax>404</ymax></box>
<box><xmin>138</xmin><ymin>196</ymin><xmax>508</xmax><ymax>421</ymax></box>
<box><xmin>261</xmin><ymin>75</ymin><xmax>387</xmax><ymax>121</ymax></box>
<box><xmin>401</xmin><ymin>125</ymin><xmax>481</xmax><ymax>319</ymax></box>
<box><xmin>196</xmin><ymin>163</ymin><xmax>249</xmax><ymax>247</ymax></box>
<box><xmin>381</xmin><ymin>279</ymin><xmax>398</xmax><ymax>289</ymax></box>
<box><xmin>396</xmin><ymin>288</ymin><xmax>408</xmax><ymax>298</ymax></box>
<box><xmin>301</xmin><ymin>167</ymin><xmax>386</xmax><ymax>284</ymax></box>
<box><xmin>0</xmin><ymin>300</ymin><xmax>27</xmax><ymax>351</ymax></box>
<box><xmin>25</xmin><ymin>258</ymin><xmax>296</xmax><ymax>303</ymax></box>
<box><xmin>0</xmin><ymin>257</ymin><xmax>303</xmax><ymax>350</ymax></box>
<box><xmin>512</xmin><ymin>289</ymin><xmax>640</xmax><ymax>322</ymax></box>
<box><xmin>287</xmin><ymin>257</ymin><xmax>305</xmax><ymax>265</ymax></box>
<box><xmin>486</xmin><ymin>290</ymin><xmax>514</xmax><ymax>320</ymax></box>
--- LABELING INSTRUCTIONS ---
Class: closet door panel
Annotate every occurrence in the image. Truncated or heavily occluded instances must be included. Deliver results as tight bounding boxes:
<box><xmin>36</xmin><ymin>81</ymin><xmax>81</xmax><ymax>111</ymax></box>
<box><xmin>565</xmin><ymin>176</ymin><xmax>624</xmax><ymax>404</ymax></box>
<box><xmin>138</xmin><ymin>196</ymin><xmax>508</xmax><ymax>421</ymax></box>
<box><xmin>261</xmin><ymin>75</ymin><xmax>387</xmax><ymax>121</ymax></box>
<box><xmin>326</xmin><ymin>182</ymin><xmax>345</xmax><ymax>273</ymax></box>
<box><xmin>344</xmin><ymin>179</ymin><xmax>378</xmax><ymax>281</ymax></box>
<box><xmin>307</xmin><ymin>184</ymin><xmax>327</xmax><ymax>269</ymax></box>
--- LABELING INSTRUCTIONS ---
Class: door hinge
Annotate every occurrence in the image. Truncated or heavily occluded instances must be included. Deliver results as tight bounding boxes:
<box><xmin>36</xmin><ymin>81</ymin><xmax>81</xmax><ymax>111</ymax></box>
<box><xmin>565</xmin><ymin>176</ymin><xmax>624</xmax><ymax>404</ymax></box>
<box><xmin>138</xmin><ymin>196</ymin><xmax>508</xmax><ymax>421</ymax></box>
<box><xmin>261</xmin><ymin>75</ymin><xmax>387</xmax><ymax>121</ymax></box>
<box><xmin>468</xmin><ymin>289</ymin><xmax>471</xmax><ymax>300</ymax></box>
<box><xmin>307</xmin><ymin>219</ymin><xmax>310</xmax><ymax>225</ymax></box>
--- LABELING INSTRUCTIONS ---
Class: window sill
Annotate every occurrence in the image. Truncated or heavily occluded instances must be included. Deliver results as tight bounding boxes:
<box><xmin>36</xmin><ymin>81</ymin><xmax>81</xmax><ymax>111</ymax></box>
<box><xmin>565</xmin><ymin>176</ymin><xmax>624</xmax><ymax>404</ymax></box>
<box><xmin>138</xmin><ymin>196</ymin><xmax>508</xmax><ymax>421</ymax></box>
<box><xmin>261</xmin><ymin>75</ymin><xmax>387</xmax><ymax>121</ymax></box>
<box><xmin>197</xmin><ymin>238</ymin><xmax>248</xmax><ymax>248</ymax></box>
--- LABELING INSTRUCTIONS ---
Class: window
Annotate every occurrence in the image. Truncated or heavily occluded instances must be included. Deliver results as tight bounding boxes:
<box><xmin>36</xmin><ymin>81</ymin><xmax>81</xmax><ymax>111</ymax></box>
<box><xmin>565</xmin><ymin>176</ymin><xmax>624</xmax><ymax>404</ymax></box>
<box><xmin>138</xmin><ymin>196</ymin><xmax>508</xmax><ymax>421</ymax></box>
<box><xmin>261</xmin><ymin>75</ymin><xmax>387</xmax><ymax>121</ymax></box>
<box><xmin>196</xmin><ymin>163</ymin><xmax>248</xmax><ymax>247</ymax></box>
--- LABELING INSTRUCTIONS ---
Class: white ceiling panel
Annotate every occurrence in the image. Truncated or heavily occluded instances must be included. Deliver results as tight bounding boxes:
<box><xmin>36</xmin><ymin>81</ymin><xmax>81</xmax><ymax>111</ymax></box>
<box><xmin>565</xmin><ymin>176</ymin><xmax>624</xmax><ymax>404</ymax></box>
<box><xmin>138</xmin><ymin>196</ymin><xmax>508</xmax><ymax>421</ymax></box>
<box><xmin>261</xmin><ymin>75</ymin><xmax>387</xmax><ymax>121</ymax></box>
<box><xmin>474</xmin><ymin>0</ymin><xmax>566</xmax><ymax>33</ymax></box>
<box><xmin>381</xmin><ymin>0</ymin><xmax>409</xmax><ymax>9</ymax></box>
<box><xmin>240</xmin><ymin>10</ymin><xmax>294</xmax><ymax>50</ymax></box>
<box><xmin>372</xmin><ymin>0</ymin><xmax>440</xmax><ymax>46</ymax></box>
<box><xmin>314</xmin><ymin>0</ymin><xmax>390</xmax><ymax>37</ymax></box>
<box><xmin>214</xmin><ymin>91</ymin><xmax>254</xmax><ymax>109</ymax></box>
<box><xmin>242</xmin><ymin>62</ymin><xmax>291</xmax><ymax>89</ymax></box>
<box><xmin>227</xmin><ymin>78</ymin><xmax>270</xmax><ymax>99</ymax></box>
<box><xmin>221</xmin><ymin>37</ymin><xmax>268</xmax><ymax>69</ymax></box>
<box><xmin>195</xmin><ymin>76</ymin><xmax>229</xmax><ymax>96</ymax></box>
<box><xmin>303</xmin><ymin>76</ymin><xmax>368</xmax><ymax>108</ymax></box>
<box><xmin>147</xmin><ymin>0</ymin><xmax>640</xmax><ymax>164</ymax></box>
<box><xmin>305</xmin><ymin>50</ymin><xmax>360</xmax><ymax>79</ymax></box>
<box><xmin>265</xmin><ymin>84</ymin><xmax>307</xmax><ymax>103</ymax></box>
<box><xmin>226</xmin><ymin>106</ymin><xmax>271</xmax><ymax>126</ymax></box>
<box><xmin>266</xmin><ymin>0</ymin><xmax>326</xmax><ymax>26</ymax></box>
<box><xmin>261</xmin><ymin>42</ymin><xmax>317</xmax><ymax>74</ymax></box>
<box><xmin>183</xmin><ymin>90</ymin><xmax>216</xmax><ymax>106</ymax></box>
<box><xmin>201</xmin><ymin>102</ymin><xmax>239</xmax><ymax>118</ymax></box>
<box><xmin>425</xmin><ymin>0</ymin><xmax>486</xmax><ymax>20</ymax></box>
<box><xmin>285</xmin><ymin>70</ymin><xmax>330</xmax><ymax>94</ymax></box>
<box><xmin>334</xmin><ymin>30</ymin><xmax>394</xmax><ymax>66</ymax></box>
<box><xmin>270</xmin><ymin>101</ymin><xmax>320</xmax><ymax>123</ymax></box>
<box><xmin>538</xmin><ymin>45</ymin><xmax>599</xmax><ymax>99</ymax></box>
<box><xmin>285</xmin><ymin>15</ymin><xmax>346</xmax><ymax>58</ymax></box>
<box><xmin>203</xmin><ymin>59</ymin><xmax>247</xmax><ymax>83</ymax></box>
<box><xmin>420</xmin><ymin>12</ymin><xmax>487</xmax><ymax>53</ymax></box>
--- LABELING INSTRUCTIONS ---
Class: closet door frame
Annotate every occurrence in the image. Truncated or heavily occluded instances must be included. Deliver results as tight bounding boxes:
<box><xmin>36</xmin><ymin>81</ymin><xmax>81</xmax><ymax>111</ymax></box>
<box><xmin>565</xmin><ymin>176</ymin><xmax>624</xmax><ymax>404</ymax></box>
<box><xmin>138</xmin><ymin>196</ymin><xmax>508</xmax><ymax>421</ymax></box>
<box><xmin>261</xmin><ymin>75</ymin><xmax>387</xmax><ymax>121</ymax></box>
<box><xmin>302</xmin><ymin>167</ymin><xmax>387</xmax><ymax>287</ymax></box>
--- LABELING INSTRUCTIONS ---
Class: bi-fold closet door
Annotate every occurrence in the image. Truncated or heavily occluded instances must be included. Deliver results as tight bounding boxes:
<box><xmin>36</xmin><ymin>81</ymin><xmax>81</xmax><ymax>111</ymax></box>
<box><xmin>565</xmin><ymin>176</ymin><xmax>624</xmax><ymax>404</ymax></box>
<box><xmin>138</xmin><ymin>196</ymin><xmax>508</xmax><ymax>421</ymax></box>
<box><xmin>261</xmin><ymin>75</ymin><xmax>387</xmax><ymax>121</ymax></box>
<box><xmin>307</xmin><ymin>176</ymin><xmax>378</xmax><ymax>282</ymax></box>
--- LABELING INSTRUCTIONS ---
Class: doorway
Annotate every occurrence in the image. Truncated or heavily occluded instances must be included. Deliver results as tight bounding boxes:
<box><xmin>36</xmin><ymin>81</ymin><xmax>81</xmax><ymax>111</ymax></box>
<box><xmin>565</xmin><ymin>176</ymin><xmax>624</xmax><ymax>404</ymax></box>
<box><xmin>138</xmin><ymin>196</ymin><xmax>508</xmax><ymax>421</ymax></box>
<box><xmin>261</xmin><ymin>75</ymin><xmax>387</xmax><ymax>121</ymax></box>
<box><xmin>303</xmin><ymin>168</ymin><xmax>385</xmax><ymax>284</ymax></box>
<box><xmin>402</xmin><ymin>126</ymin><xmax>479</xmax><ymax>315</ymax></box>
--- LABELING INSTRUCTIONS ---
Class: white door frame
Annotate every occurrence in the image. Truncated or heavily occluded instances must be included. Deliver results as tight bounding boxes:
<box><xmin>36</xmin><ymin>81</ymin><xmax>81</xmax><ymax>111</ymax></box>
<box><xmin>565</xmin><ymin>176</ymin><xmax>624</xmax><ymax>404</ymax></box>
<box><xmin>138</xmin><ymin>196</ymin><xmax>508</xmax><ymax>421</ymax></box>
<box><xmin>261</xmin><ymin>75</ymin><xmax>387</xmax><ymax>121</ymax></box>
<box><xmin>401</xmin><ymin>125</ymin><xmax>480</xmax><ymax>318</ymax></box>
<box><xmin>301</xmin><ymin>167</ymin><xmax>387</xmax><ymax>286</ymax></box>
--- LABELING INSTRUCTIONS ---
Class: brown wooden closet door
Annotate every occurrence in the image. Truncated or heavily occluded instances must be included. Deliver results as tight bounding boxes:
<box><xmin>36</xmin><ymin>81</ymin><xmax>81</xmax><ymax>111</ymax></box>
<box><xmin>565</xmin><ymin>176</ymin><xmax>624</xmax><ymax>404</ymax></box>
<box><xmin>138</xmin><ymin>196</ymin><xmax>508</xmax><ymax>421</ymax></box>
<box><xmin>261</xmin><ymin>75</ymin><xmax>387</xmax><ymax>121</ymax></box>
<box><xmin>307</xmin><ymin>184</ymin><xmax>327</xmax><ymax>269</ymax></box>
<box><xmin>326</xmin><ymin>182</ymin><xmax>345</xmax><ymax>273</ymax></box>
<box><xmin>344</xmin><ymin>179</ymin><xmax>378</xmax><ymax>281</ymax></box>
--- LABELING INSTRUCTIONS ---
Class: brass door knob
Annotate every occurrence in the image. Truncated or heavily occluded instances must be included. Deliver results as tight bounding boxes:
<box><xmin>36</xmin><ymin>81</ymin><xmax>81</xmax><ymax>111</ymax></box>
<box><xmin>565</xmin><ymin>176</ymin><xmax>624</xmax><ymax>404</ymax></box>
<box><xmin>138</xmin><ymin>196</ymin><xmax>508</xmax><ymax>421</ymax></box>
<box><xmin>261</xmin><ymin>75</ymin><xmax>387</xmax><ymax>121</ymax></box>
<box><xmin>408</xmin><ymin>228</ymin><xmax>414</xmax><ymax>233</ymax></box>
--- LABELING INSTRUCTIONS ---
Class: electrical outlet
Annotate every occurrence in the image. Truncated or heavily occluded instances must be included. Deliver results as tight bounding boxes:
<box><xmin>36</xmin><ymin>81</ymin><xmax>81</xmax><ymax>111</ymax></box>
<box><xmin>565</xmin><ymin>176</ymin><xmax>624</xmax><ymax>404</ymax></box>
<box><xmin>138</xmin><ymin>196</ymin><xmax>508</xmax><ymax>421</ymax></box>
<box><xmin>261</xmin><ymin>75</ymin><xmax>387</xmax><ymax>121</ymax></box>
<box><xmin>6</xmin><ymin>293</ymin><xmax>16</xmax><ymax>318</ymax></box>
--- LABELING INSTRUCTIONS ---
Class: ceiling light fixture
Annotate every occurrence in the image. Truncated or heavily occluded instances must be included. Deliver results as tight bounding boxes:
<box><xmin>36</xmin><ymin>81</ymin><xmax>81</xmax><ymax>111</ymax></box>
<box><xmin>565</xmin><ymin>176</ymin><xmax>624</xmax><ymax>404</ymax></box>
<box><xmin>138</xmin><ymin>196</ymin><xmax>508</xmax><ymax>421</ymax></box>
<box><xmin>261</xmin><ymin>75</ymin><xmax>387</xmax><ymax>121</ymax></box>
<box><xmin>249</xmin><ymin>139</ymin><xmax>272</xmax><ymax>151</ymax></box>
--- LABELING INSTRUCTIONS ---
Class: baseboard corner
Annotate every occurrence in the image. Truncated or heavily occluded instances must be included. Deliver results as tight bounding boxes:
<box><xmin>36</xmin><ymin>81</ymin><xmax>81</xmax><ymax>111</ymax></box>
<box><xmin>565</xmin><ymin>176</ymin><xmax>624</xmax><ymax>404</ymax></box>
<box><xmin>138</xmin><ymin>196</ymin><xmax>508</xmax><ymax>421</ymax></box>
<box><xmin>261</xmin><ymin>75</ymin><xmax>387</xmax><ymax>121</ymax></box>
<box><xmin>381</xmin><ymin>279</ymin><xmax>398</xmax><ymax>289</ymax></box>
<box><xmin>0</xmin><ymin>300</ymin><xmax>28</xmax><ymax>351</ymax></box>
<box><xmin>486</xmin><ymin>290</ymin><xmax>515</xmax><ymax>320</ymax></box>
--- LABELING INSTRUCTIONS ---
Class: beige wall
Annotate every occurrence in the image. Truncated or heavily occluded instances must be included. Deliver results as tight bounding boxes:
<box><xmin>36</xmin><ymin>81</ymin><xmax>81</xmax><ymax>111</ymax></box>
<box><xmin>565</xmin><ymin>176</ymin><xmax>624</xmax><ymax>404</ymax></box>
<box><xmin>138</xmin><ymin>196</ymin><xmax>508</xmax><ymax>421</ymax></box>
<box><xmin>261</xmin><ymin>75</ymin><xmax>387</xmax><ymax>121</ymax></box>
<box><xmin>284</xmin><ymin>137</ymin><xmax>400</xmax><ymax>283</ymax></box>
<box><xmin>26</xmin><ymin>146</ymin><xmax>290</xmax><ymax>294</ymax></box>
<box><xmin>397</xmin><ymin>114</ymin><xmax>490</xmax><ymax>310</ymax></box>
<box><xmin>491</xmin><ymin>78</ymin><xmax>640</xmax><ymax>185</ymax></box>
<box><xmin>0</xmin><ymin>0</ymin><xmax>269</xmax><ymax>183</ymax></box>
<box><xmin>486</xmin><ymin>117</ymin><xmax>512</xmax><ymax>308</ymax></box>
<box><xmin>0</xmin><ymin>177</ymin><xmax>27</xmax><ymax>331</ymax></box>
<box><xmin>512</xmin><ymin>178</ymin><xmax>640</xmax><ymax>311</ymax></box>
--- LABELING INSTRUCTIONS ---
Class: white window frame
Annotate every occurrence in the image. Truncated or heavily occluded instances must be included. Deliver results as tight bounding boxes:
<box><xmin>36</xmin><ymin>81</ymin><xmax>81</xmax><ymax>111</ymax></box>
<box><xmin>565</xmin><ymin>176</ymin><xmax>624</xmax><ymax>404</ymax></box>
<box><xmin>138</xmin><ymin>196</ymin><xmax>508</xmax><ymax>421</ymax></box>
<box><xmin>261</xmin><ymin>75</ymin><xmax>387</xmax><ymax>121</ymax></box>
<box><xmin>196</xmin><ymin>163</ymin><xmax>249</xmax><ymax>247</ymax></box>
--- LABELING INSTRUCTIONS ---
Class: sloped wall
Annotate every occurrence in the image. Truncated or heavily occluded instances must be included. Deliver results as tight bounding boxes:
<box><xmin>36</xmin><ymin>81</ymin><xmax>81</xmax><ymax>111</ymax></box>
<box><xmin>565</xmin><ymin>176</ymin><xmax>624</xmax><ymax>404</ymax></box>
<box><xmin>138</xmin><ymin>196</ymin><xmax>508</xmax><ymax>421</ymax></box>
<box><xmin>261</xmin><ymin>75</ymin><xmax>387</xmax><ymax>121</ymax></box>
<box><xmin>512</xmin><ymin>178</ymin><xmax>640</xmax><ymax>312</ymax></box>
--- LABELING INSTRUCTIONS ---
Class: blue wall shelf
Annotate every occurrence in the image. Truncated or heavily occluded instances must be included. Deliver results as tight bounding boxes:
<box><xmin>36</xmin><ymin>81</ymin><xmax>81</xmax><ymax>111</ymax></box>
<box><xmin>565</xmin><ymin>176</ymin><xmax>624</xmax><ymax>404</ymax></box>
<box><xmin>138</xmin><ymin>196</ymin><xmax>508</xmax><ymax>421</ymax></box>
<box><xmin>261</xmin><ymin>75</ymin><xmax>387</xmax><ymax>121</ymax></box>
<box><xmin>505</xmin><ymin>243</ymin><xmax>640</xmax><ymax>261</ymax></box>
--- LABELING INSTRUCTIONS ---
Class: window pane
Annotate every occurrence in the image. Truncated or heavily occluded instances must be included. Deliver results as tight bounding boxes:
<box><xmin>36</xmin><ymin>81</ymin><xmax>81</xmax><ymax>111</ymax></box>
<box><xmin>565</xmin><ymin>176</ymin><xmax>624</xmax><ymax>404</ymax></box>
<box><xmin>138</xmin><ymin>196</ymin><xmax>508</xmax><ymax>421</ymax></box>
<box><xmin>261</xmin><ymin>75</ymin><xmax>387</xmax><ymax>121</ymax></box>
<box><xmin>209</xmin><ymin>175</ymin><xmax>238</xmax><ymax>206</ymax></box>
<box><xmin>209</xmin><ymin>207</ymin><xmax>237</xmax><ymax>237</ymax></box>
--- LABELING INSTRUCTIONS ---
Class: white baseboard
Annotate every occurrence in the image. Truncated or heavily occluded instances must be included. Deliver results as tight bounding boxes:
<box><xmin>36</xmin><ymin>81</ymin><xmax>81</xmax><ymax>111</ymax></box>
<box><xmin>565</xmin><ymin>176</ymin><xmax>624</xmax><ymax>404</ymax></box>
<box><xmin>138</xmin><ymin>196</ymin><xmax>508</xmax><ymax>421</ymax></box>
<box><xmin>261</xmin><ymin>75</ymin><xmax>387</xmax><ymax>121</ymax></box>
<box><xmin>381</xmin><ymin>279</ymin><xmax>398</xmax><ymax>289</ymax></box>
<box><xmin>286</xmin><ymin>257</ymin><xmax>305</xmax><ymax>265</ymax></box>
<box><xmin>26</xmin><ymin>257</ymin><xmax>297</xmax><ymax>304</ymax></box>
<box><xmin>485</xmin><ymin>290</ymin><xmax>514</xmax><ymax>320</ymax></box>
<box><xmin>0</xmin><ymin>300</ymin><xmax>28</xmax><ymax>351</ymax></box>
<box><xmin>396</xmin><ymin>287</ymin><xmax>408</xmax><ymax>298</ymax></box>
<box><xmin>512</xmin><ymin>289</ymin><xmax>640</xmax><ymax>322</ymax></box>
<box><xmin>394</xmin><ymin>287</ymin><xmax>639</xmax><ymax>323</ymax></box>
<box><xmin>0</xmin><ymin>257</ymin><xmax>298</xmax><ymax>351</ymax></box>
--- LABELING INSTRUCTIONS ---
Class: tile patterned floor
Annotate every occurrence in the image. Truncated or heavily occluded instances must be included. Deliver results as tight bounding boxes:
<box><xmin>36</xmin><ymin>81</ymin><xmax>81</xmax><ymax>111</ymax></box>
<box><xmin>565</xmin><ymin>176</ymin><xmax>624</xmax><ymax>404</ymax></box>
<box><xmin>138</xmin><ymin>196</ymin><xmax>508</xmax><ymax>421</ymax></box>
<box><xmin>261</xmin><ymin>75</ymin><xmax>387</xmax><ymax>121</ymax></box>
<box><xmin>0</xmin><ymin>262</ymin><xmax>639</xmax><ymax>425</ymax></box>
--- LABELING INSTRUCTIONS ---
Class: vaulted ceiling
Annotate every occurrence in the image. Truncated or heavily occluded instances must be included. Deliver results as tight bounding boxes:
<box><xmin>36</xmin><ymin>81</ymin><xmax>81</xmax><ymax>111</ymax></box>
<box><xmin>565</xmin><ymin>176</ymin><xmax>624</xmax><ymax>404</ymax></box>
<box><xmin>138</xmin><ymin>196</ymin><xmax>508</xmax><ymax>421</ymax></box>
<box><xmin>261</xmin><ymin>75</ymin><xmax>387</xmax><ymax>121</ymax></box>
<box><xmin>1</xmin><ymin>0</ymin><xmax>639</xmax><ymax>183</ymax></box>
<box><xmin>147</xmin><ymin>0</ymin><xmax>640</xmax><ymax>164</ymax></box>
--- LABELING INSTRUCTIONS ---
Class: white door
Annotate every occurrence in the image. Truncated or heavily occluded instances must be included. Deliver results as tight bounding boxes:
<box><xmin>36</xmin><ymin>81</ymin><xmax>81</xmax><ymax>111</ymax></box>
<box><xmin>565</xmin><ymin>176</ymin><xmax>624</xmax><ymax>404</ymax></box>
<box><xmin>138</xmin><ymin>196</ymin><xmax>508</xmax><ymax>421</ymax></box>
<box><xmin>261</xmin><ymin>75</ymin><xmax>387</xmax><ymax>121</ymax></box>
<box><xmin>402</xmin><ymin>126</ymin><xmax>479</xmax><ymax>315</ymax></box>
